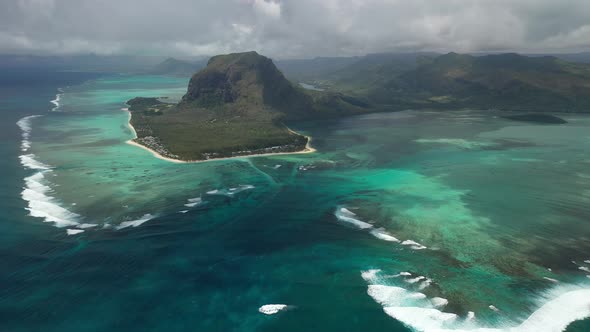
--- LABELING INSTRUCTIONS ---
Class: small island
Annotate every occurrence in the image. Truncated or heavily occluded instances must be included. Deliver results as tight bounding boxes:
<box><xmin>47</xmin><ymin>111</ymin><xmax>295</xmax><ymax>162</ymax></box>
<box><xmin>126</xmin><ymin>51</ymin><xmax>367</xmax><ymax>162</ymax></box>
<box><xmin>502</xmin><ymin>113</ymin><xmax>567</xmax><ymax>124</ymax></box>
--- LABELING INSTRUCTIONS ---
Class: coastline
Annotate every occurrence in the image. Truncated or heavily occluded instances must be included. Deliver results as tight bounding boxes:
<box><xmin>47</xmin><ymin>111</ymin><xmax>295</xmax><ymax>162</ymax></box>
<box><xmin>123</xmin><ymin>108</ymin><xmax>316</xmax><ymax>164</ymax></box>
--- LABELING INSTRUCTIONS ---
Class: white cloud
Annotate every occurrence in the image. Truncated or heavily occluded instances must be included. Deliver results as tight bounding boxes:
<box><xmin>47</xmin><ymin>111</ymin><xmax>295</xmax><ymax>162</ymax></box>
<box><xmin>1</xmin><ymin>0</ymin><xmax>589</xmax><ymax>58</ymax></box>
<box><xmin>252</xmin><ymin>0</ymin><xmax>281</xmax><ymax>19</ymax></box>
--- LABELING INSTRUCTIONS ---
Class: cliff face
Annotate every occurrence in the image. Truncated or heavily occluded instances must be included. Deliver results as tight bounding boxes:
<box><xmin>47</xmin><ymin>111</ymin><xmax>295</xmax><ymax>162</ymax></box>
<box><xmin>181</xmin><ymin>51</ymin><xmax>314</xmax><ymax>118</ymax></box>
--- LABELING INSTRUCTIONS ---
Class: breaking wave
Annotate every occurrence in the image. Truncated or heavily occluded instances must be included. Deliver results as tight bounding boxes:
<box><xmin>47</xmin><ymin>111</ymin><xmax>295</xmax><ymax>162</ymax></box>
<box><xmin>16</xmin><ymin>115</ymin><xmax>41</xmax><ymax>152</ymax></box>
<box><xmin>361</xmin><ymin>269</ymin><xmax>590</xmax><ymax>332</ymax></box>
<box><xmin>20</xmin><ymin>154</ymin><xmax>81</xmax><ymax>228</ymax></box>
<box><xmin>50</xmin><ymin>90</ymin><xmax>62</xmax><ymax>111</ymax></box>
<box><xmin>206</xmin><ymin>185</ymin><xmax>255</xmax><ymax>197</ymax></box>
<box><xmin>115</xmin><ymin>214</ymin><xmax>156</xmax><ymax>230</ymax></box>
<box><xmin>334</xmin><ymin>207</ymin><xmax>431</xmax><ymax>247</ymax></box>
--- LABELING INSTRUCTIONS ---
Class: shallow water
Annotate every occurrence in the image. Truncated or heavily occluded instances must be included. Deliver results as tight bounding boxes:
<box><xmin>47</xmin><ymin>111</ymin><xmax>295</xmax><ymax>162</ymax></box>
<box><xmin>3</xmin><ymin>73</ymin><xmax>590</xmax><ymax>331</ymax></box>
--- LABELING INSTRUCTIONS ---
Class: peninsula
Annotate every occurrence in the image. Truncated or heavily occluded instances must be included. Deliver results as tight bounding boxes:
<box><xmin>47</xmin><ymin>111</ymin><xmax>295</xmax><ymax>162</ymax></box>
<box><xmin>127</xmin><ymin>51</ymin><xmax>367</xmax><ymax>161</ymax></box>
<box><xmin>128</xmin><ymin>51</ymin><xmax>590</xmax><ymax>162</ymax></box>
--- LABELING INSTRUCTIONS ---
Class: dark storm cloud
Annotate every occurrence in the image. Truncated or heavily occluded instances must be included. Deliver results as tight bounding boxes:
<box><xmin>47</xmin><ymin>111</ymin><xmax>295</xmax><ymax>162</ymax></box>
<box><xmin>1</xmin><ymin>0</ymin><xmax>590</xmax><ymax>58</ymax></box>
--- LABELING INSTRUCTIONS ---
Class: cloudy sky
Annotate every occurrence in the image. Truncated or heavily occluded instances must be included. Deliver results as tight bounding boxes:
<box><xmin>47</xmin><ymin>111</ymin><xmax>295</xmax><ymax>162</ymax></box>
<box><xmin>2</xmin><ymin>0</ymin><xmax>590</xmax><ymax>58</ymax></box>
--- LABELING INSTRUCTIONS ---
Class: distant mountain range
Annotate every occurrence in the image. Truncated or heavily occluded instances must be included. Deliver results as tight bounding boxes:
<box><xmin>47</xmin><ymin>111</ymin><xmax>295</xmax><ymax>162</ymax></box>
<box><xmin>148</xmin><ymin>57</ymin><xmax>206</xmax><ymax>76</ymax></box>
<box><xmin>277</xmin><ymin>52</ymin><xmax>590</xmax><ymax>112</ymax></box>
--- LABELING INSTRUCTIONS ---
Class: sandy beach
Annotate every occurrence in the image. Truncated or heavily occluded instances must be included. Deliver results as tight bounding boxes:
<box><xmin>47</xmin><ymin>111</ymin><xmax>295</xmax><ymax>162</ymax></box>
<box><xmin>123</xmin><ymin>108</ymin><xmax>316</xmax><ymax>164</ymax></box>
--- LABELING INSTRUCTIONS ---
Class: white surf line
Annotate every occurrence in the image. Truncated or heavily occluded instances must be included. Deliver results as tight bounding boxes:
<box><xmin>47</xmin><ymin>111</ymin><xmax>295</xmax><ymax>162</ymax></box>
<box><xmin>205</xmin><ymin>185</ymin><xmax>255</xmax><ymax>197</ymax></box>
<box><xmin>16</xmin><ymin>115</ymin><xmax>42</xmax><ymax>152</ymax></box>
<box><xmin>66</xmin><ymin>229</ymin><xmax>84</xmax><ymax>235</ymax></box>
<box><xmin>115</xmin><ymin>214</ymin><xmax>156</xmax><ymax>230</ymax></box>
<box><xmin>50</xmin><ymin>90</ymin><xmax>62</xmax><ymax>111</ymax></box>
<box><xmin>16</xmin><ymin>90</ymin><xmax>91</xmax><ymax>232</ymax></box>
<box><xmin>184</xmin><ymin>196</ymin><xmax>203</xmax><ymax>207</ymax></box>
<box><xmin>334</xmin><ymin>207</ymin><xmax>404</xmax><ymax>243</ymax></box>
<box><xmin>18</xmin><ymin>112</ymin><xmax>82</xmax><ymax>230</ymax></box>
<box><xmin>362</xmin><ymin>269</ymin><xmax>590</xmax><ymax>332</ymax></box>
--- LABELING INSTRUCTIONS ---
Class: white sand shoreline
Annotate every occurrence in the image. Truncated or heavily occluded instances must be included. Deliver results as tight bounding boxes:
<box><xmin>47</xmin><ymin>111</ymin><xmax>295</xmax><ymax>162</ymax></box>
<box><xmin>123</xmin><ymin>108</ymin><xmax>316</xmax><ymax>164</ymax></box>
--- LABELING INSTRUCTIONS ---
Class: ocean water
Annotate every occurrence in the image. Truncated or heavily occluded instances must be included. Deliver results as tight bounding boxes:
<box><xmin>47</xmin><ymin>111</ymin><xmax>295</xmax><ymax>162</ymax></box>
<box><xmin>2</xmin><ymin>72</ymin><xmax>590</xmax><ymax>331</ymax></box>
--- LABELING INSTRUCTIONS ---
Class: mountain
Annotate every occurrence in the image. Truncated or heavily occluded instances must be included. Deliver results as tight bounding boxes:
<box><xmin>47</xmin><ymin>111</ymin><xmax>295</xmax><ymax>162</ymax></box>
<box><xmin>276</xmin><ymin>56</ymin><xmax>361</xmax><ymax>81</ymax></box>
<box><xmin>381</xmin><ymin>52</ymin><xmax>590</xmax><ymax>111</ymax></box>
<box><xmin>128</xmin><ymin>51</ymin><xmax>369</xmax><ymax>161</ymax></box>
<box><xmin>321</xmin><ymin>52</ymin><xmax>437</xmax><ymax>93</ymax></box>
<box><xmin>180</xmin><ymin>51</ymin><xmax>314</xmax><ymax>118</ymax></box>
<box><xmin>275</xmin><ymin>52</ymin><xmax>437</xmax><ymax>93</ymax></box>
<box><xmin>149</xmin><ymin>57</ymin><xmax>206</xmax><ymax>76</ymax></box>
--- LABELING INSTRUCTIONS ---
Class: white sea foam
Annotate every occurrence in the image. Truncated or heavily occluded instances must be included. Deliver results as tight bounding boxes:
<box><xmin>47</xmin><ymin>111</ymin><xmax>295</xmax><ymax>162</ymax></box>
<box><xmin>206</xmin><ymin>185</ymin><xmax>255</xmax><ymax>197</ymax></box>
<box><xmin>339</xmin><ymin>207</ymin><xmax>357</xmax><ymax>216</ymax></box>
<box><xmin>368</xmin><ymin>285</ymin><xmax>422</xmax><ymax>306</ymax></box>
<box><xmin>488</xmin><ymin>305</ymin><xmax>500</xmax><ymax>312</ymax></box>
<box><xmin>419</xmin><ymin>278</ymin><xmax>433</xmax><ymax>290</ymax></box>
<box><xmin>362</xmin><ymin>269</ymin><xmax>590</xmax><ymax>332</ymax></box>
<box><xmin>334</xmin><ymin>207</ymin><xmax>373</xmax><ymax>229</ymax></box>
<box><xmin>384</xmin><ymin>307</ymin><xmax>458</xmax><ymax>331</ymax></box>
<box><xmin>185</xmin><ymin>197</ymin><xmax>203</xmax><ymax>207</ymax></box>
<box><xmin>50</xmin><ymin>93</ymin><xmax>61</xmax><ymax>111</ymax></box>
<box><xmin>406</xmin><ymin>276</ymin><xmax>426</xmax><ymax>284</ymax></box>
<box><xmin>579</xmin><ymin>266</ymin><xmax>590</xmax><ymax>273</ymax></box>
<box><xmin>363</xmin><ymin>270</ymin><xmax>459</xmax><ymax>331</ymax></box>
<box><xmin>513</xmin><ymin>288</ymin><xmax>590</xmax><ymax>332</ymax></box>
<box><xmin>18</xmin><ymin>114</ymin><xmax>82</xmax><ymax>228</ymax></box>
<box><xmin>115</xmin><ymin>214</ymin><xmax>155</xmax><ymax>230</ymax></box>
<box><xmin>431</xmin><ymin>297</ymin><xmax>449</xmax><ymax>308</ymax></box>
<box><xmin>16</xmin><ymin>115</ymin><xmax>41</xmax><ymax>152</ymax></box>
<box><xmin>361</xmin><ymin>269</ymin><xmax>382</xmax><ymax>282</ymax></box>
<box><xmin>543</xmin><ymin>277</ymin><xmax>558</xmax><ymax>283</ymax></box>
<box><xmin>370</xmin><ymin>229</ymin><xmax>401</xmax><ymax>242</ymax></box>
<box><xmin>258</xmin><ymin>304</ymin><xmax>289</xmax><ymax>315</ymax></box>
<box><xmin>66</xmin><ymin>229</ymin><xmax>84</xmax><ymax>235</ymax></box>
<box><xmin>21</xmin><ymin>171</ymin><xmax>81</xmax><ymax>227</ymax></box>
<box><xmin>335</xmin><ymin>207</ymin><xmax>401</xmax><ymax>243</ymax></box>
<box><xmin>402</xmin><ymin>240</ymin><xmax>428</xmax><ymax>250</ymax></box>
<box><xmin>395</xmin><ymin>272</ymin><xmax>412</xmax><ymax>277</ymax></box>
<box><xmin>20</xmin><ymin>154</ymin><xmax>52</xmax><ymax>170</ymax></box>
<box><xmin>78</xmin><ymin>223</ymin><xmax>98</xmax><ymax>229</ymax></box>
<box><xmin>584</xmin><ymin>260</ymin><xmax>590</xmax><ymax>264</ymax></box>
<box><xmin>179</xmin><ymin>210</ymin><xmax>189</xmax><ymax>214</ymax></box>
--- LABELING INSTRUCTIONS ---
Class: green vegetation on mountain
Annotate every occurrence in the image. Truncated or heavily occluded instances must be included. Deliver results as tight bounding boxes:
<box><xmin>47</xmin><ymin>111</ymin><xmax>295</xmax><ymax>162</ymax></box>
<box><xmin>128</xmin><ymin>51</ymin><xmax>368</xmax><ymax>161</ymax></box>
<box><xmin>307</xmin><ymin>52</ymin><xmax>590</xmax><ymax>112</ymax></box>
